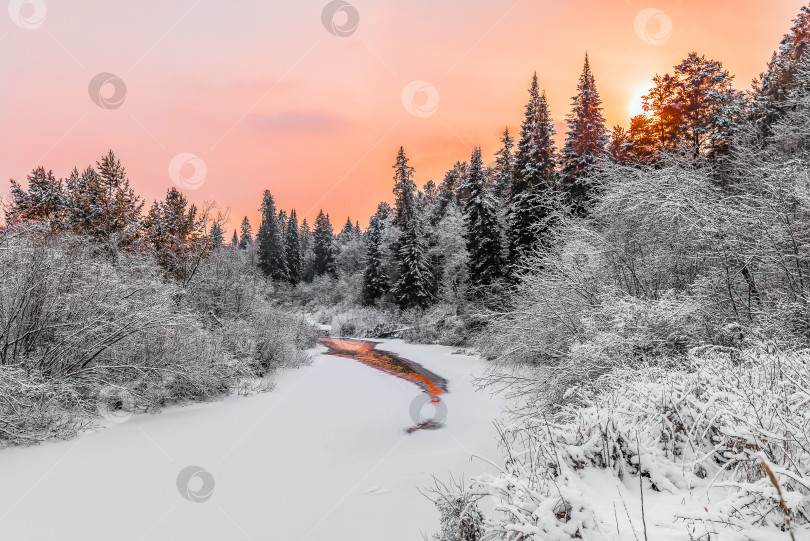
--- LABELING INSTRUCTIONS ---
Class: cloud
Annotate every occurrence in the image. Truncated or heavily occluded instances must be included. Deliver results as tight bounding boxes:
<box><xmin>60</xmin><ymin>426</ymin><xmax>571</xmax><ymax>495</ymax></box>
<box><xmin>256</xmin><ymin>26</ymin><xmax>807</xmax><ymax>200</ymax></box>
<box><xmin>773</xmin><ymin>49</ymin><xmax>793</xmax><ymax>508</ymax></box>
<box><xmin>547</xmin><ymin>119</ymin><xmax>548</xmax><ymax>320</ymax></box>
<box><xmin>248</xmin><ymin>111</ymin><xmax>351</xmax><ymax>135</ymax></box>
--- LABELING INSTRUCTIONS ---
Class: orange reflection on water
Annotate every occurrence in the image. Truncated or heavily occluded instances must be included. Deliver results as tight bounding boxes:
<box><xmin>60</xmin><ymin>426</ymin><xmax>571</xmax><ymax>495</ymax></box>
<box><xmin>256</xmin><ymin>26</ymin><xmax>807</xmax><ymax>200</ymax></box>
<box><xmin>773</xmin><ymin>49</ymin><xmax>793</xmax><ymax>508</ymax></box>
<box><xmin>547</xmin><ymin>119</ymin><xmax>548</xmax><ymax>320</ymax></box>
<box><xmin>321</xmin><ymin>338</ymin><xmax>448</xmax><ymax>397</ymax></box>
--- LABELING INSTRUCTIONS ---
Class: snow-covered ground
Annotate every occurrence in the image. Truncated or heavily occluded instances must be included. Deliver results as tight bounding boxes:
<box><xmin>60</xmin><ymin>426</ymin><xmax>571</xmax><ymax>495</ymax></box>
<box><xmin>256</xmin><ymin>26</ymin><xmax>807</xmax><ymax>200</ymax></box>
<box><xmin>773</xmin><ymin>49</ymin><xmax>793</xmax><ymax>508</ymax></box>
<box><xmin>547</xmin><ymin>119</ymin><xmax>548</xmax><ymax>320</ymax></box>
<box><xmin>0</xmin><ymin>340</ymin><xmax>502</xmax><ymax>541</ymax></box>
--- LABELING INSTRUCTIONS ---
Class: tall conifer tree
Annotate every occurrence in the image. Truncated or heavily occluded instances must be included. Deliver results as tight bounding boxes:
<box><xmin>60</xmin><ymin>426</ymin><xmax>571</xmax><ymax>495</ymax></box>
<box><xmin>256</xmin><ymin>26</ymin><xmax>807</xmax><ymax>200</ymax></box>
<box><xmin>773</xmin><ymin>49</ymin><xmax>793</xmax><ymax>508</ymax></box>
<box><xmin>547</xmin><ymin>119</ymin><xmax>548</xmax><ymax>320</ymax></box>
<box><xmin>313</xmin><ymin>210</ymin><xmax>337</xmax><ymax>277</ymax></box>
<box><xmin>285</xmin><ymin>209</ymin><xmax>302</xmax><ymax>285</ymax></box>
<box><xmin>464</xmin><ymin>147</ymin><xmax>504</xmax><ymax>288</ymax></box>
<box><xmin>561</xmin><ymin>53</ymin><xmax>608</xmax><ymax>214</ymax></box>
<box><xmin>257</xmin><ymin>190</ymin><xmax>288</xmax><ymax>280</ymax></box>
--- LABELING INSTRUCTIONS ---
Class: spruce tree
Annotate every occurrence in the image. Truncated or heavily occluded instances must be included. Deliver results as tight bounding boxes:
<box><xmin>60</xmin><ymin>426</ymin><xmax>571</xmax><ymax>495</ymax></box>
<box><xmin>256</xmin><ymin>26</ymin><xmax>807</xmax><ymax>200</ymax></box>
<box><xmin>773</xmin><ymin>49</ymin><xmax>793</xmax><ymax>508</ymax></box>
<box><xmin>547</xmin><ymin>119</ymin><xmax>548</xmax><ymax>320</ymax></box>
<box><xmin>508</xmin><ymin>74</ymin><xmax>557</xmax><ymax>267</ymax></box>
<box><xmin>231</xmin><ymin>230</ymin><xmax>239</xmax><ymax>248</ymax></box>
<box><xmin>338</xmin><ymin>217</ymin><xmax>355</xmax><ymax>242</ymax></box>
<box><xmin>561</xmin><ymin>54</ymin><xmax>607</xmax><ymax>214</ymax></box>
<box><xmin>210</xmin><ymin>220</ymin><xmax>225</xmax><ymax>250</ymax></box>
<box><xmin>256</xmin><ymin>190</ymin><xmax>288</xmax><ymax>280</ymax></box>
<box><xmin>493</xmin><ymin>127</ymin><xmax>515</xmax><ymax>201</ymax></box>
<box><xmin>285</xmin><ymin>209</ymin><xmax>302</xmax><ymax>285</ymax></box>
<box><xmin>361</xmin><ymin>209</ymin><xmax>389</xmax><ymax>305</ymax></box>
<box><xmin>239</xmin><ymin>217</ymin><xmax>253</xmax><ymax>249</ymax></box>
<box><xmin>277</xmin><ymin>209</ymin><xmax>288</xmax><ymax>239</ymax></box>
<box><xmin>392</xmin><ymin>147</ymin><xmax>416</xmax><ymax>229</ymax></box>
<box><xmin>464</xmin><ymin>147</ymin><xmax>504</xmax><ymax>288</ymax></box>
<box><xmin>313</xmin><ymin>210</ymin><xmax>337</xmax><ymax>277</ymax></box>
<box><xmin>299</xmin><ymin>218</ymin><xmax>315</xmax><ymax>282</ymax></box>
<box><xmin>752</xmin><ymin>6</ymin><xmax>810</xmax><ymax>139</ymax></box>
<box><xmin>393</xmin><ymin>217</ymin><xmax>432</xmax><ymax>310</ymax></box>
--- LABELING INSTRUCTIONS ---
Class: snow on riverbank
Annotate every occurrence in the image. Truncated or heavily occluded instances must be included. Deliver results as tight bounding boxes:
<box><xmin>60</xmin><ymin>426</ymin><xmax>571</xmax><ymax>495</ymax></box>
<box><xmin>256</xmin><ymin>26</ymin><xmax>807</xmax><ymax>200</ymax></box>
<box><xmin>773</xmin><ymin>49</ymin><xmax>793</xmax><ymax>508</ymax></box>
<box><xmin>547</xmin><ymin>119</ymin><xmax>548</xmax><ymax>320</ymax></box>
<box><xmin>0</xmin><ymin>340</ymin><xmax>502</xmax><ymax>541</ymax></box>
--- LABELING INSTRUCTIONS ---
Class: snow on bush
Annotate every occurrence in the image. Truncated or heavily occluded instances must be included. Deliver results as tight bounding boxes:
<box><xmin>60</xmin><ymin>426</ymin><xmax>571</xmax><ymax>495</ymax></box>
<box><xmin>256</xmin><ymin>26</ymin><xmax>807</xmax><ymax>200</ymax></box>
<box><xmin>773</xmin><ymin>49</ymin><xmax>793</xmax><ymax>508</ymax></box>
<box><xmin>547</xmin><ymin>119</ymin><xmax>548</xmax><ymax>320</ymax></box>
<box><xmin>433</xmin><ymin>339</ymin><xmax>810</xmax><ymax>540</ymax></box>
<box><xmin>0</xmin><ymin>225</ymin><xmax>312</xmax><ymax>446</ymax></box>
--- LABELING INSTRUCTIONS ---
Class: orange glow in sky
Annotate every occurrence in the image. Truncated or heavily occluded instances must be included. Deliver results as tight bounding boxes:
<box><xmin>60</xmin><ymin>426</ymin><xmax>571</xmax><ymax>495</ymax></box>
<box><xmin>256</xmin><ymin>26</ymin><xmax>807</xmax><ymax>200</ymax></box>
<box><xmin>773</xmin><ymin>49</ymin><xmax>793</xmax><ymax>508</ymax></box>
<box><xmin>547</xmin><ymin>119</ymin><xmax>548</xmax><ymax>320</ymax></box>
<box><xmin>1</xmin><ymin>0</ymin><xmax>807</xmax><ymax>230</ymax></box>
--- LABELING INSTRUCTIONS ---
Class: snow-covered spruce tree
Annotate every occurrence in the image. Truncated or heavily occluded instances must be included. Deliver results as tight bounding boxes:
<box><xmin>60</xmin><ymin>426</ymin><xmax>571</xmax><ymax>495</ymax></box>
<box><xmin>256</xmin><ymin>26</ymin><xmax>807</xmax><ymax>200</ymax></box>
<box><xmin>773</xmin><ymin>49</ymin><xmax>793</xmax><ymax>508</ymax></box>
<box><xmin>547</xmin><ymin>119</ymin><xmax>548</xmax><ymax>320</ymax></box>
<box><xmin>434</xmin><ymin>164</ymin><xmax>463</xmax><ymax>224</ymax></box>
<box><xmin>463</xmin><ymin>147</ymin><xmax>503</xmax><ymax>289</ymax></box>
<box><xmin>493</xmin><ymin>127</ymin><xmax>515</xmax><ymax>202</ymax></box>
<box><xmin>751</xmin><ymin>5</ymin><xmax>810</xmax><ymax>139</ymax></box>
<box><xmin>393</xmin><ymin>215</ymin><xmax>433</xmax><ymax>310</ymax></box>
<box><xmin>256</xmin><ymin>190</ymin><xmax>288</xmax><ymax>281</ymax></box>
<box><xmin>231</xmin><ymin>229</ymin><xmax>238</xmax><ymax>248</ymax></box>
<box><xmin>313</xmin><ymin>210</ymin><xmax>337</xmax><ymax>277</ymax></box>
<box><xmin>238</xmin><ymin>216</ymin><xmax>252</xmax><ymax>250</ymax></box>
<box><xmin>277</xmin><ymin>209</ymin><xmax>288</xmax><ymax>244</ymax></box>
<box><xmin>560</xmin><ymin>53</ymin><xmax>607</xmax><ymax>215</ymax></box>
<box><xmin>361</xmin><ymin>205</ymin><xmax>390</xmax><ymax>305</ymax></box>
<box><xmin>285</xmin><ymin>209</ymin><xmax>302</xmax><ymax>285</ymax></box>
<box><xmin>508</xmin><ymin>73</ymin><xmax>557</xmax><ymax>268</ymax></box>
<box><xmin>392</xmin><ymin>146</ymin><xmax>416</xmax><ymax>229</ymax></box>
<box><xmin>338</xmin><ymin>216</ymin><xmax>355</xmax><ymax>242</ymax></box>
<box><xmin>209</xmin><ymin>220</ymin><xmax>225</xmax><ymax>250</ymax></box>
<box><xmin>299</xmin><ymin>217</ymin><xmax>315</xmax><ymax>282</ymax></box>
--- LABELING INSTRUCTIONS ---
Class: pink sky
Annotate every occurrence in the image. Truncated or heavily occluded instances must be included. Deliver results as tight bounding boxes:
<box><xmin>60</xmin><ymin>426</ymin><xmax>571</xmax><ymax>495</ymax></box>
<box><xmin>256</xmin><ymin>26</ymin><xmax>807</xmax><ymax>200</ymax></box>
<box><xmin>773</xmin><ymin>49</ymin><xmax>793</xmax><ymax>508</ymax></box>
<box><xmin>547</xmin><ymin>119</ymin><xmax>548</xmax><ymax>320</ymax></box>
<box><xmin>1</xmin><ymin>0</ymin><xmax>807</xmax><ymax>230</ymax></box>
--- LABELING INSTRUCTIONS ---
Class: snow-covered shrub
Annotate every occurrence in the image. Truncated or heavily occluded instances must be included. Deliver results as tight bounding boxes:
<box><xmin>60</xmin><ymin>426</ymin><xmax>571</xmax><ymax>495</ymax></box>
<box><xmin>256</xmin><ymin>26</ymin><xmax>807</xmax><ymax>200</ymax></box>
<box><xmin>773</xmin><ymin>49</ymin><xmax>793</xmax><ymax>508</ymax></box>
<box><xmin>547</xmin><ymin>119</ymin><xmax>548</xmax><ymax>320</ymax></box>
<box><xmin>297</xmin><ymin>273</ymin><xmax>362</xmax><ymax>311</ymax></box>
<box><xmin>326</xmin><ymin>306</ymin><xmax>398</xmax><ymax>338</ymax></box>
<box><xmin>432</xmin><ymin>340</ymin><xmax>810</xmax><ymax>540</ymax></box>
<box><xmin>0</xmin><ymin>225</ymin><xmax>310</xmax><ymax>446</ymax></box>
<box><xmin>401</xmin><ymin>304</ymin><xmax>468</xmax><ymax>346</ymax></box>
<box><xmin>0</xmin><ymin>366</ymin><xmax>89</xmax><ymax>445</ymax></box>
<box><xmin>422</xmin><ymin>477</ymin><xmax>485</xmax><ymax>541</ymax></box>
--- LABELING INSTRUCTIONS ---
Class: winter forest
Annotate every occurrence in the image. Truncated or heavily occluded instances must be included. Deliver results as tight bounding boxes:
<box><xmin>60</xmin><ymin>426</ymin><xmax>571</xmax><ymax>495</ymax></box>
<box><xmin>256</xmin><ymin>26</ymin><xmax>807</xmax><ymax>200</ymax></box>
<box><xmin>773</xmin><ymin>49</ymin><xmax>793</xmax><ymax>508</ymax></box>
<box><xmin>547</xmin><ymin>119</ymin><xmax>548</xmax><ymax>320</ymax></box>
<box><xmin>3</xmin><ymin>2</ymin><xmax>810</xmax><ymax>541</ymax></box>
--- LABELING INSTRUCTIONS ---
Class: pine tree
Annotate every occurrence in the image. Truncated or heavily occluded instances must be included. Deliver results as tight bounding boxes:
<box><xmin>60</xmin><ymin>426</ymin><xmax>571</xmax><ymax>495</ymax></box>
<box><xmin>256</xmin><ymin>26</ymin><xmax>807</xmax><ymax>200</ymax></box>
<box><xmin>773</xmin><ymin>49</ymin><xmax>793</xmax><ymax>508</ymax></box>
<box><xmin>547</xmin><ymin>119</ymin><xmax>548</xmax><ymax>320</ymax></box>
<box><xmin>95</xmin><ymin>150</ymin><xmax>144</xmax><ymax>242</ymax></box>
<box><xmin>5</xmin><ymin>166</ymin><xmax>65</xmax><ymax>225</ymax></box>
<box><xmin>464</xmin><ymin>147</ymin><xmax>504</xmax><ymax>288</ymax></box>
<box><xmin>285</xmin><ymin>209</ymin><xmax>302</xmax><ymax>285</ymax></box>
<box><xmin>143</xmin><ymin>188</ymin><xmax>204</xmax><ymax>278</ymax></box>
<box><xmin>256</xmin><ymin>190</ymin><xmax>288</xmax><ymax>280</ymax></box>
<box><xmin>508</xmin><ymin>74</ymin><xmax>557</xmax><ymax>267</ymax></box>
<box><xmin>561</xmin><ymin>54</ymin><xmax>608</xmax><ymax>214</ymax></box>
<box><xmin>392</xmin><ymin>147</ymin><xmax>416</xmax><ymax>229</ymax></box>
<box><xmin>361</xmin><ymin>207</ymin><xmax>390</xmax><ymax>305</ymax></box>
<box><xmin>231</xmin><ymin>230</ymin><xmax>239</xmax><ymax>248</ymax></box>
<box><xmin>493</xmin><ymin>127</ymin><xmax>515</xmax><ymax>201</ymax></box>
<box><xmin>673</xmin><ymin>53</ymin><xmax>738</xmax><ymax>156</ymax></box>
<box><xmin>210</xmin><ymin>220</ymin><xmax>225</xmax><ymax>250</ymax></box>
<box><xmin>313</xmin><ymin>210</ymin><xmax>336</xmax><ymax>277</ymax></box>
<box><xmin>239</xmin><ymin>217</ymin><xmax>253</xmax><ymax>250</ymax></box>
<box><xmin>393</xmin><ymin>216</ymin><xmax>433</xmax><ymax>310</ymax></box>
<box><xmin>643</xmin><ymin>74</ymin><xmax>682</xmax><ymax>152</ymax></box>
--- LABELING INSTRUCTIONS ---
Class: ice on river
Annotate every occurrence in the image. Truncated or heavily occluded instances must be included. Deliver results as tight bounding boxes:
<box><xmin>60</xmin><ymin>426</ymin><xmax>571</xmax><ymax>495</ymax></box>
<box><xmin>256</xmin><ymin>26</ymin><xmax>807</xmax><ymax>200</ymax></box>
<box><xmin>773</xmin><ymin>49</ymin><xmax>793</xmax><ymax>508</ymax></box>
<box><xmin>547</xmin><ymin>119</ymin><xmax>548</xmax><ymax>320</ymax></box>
<box><xmin>0</xmin><ymin>340</ymin><xmax>502</xmax><ymax>541</ymax></box>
